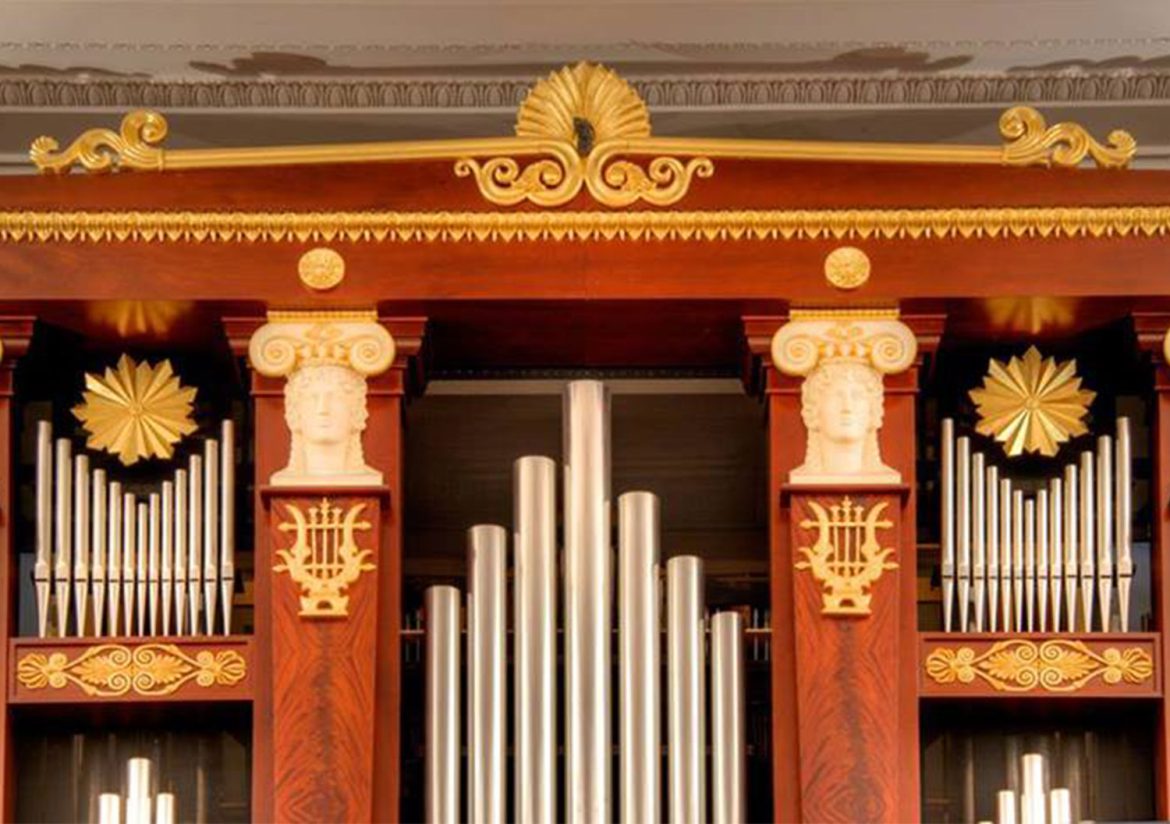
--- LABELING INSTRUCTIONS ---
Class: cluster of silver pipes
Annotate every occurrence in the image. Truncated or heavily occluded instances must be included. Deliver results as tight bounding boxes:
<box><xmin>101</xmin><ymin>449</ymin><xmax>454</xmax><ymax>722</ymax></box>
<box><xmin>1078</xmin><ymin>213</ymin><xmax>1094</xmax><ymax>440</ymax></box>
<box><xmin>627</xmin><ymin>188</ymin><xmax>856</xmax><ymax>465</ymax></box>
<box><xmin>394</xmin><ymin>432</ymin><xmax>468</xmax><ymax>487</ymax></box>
<box><xmin>33</xmin><ymin>420</ymin><xmax>236</xmax><ymax>638</ymax></box>
<box><xmin>940</xmin><ymin>418</ymin><xmax>1135</xmax><ymax>633</ymax></box>
<box><xmin>424</xmin><ymin>380</ymin><xmax>747</xmax><ymax>824</ymax></box>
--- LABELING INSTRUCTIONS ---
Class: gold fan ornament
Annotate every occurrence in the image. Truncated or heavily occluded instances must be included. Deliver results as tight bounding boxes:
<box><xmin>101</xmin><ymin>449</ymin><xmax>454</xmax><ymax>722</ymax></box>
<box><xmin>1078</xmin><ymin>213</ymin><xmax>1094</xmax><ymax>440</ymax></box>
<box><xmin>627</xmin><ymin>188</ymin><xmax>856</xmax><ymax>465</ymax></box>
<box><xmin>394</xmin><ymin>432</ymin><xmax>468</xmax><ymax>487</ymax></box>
<box><xmin>72</xmin><ymin>355</ymin><xmax>198</xmax><ymax>465</ymax></box>
<box><xmin>968</xmin><ymin>346</ymin><xmax>1095</xmax><ymax>458</ymax></box>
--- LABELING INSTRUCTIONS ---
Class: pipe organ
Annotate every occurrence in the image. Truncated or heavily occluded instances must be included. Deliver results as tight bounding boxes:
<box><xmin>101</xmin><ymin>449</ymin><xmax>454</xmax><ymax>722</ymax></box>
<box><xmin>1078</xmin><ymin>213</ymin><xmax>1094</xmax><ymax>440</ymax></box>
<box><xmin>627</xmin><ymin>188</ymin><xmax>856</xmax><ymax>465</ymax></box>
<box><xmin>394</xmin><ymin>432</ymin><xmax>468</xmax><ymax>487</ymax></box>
<box><xmin>1</xmin><ymin>60</ymin><xmax>1169</xmax><ymax>824</ymax></box>
<box><xmin>33</xmin><ymin>419</ymin><xmax>237</xmax><ymax>639</ymax></box>
<box><xmin>939</xmin><ymin>418</ymin><xmax>1136</xmax><ymax>634</ymax></box>
<box><xmin>424</xmin><ymin>381</ymin><xmax>748</xmax><ymax>823</ymax></box>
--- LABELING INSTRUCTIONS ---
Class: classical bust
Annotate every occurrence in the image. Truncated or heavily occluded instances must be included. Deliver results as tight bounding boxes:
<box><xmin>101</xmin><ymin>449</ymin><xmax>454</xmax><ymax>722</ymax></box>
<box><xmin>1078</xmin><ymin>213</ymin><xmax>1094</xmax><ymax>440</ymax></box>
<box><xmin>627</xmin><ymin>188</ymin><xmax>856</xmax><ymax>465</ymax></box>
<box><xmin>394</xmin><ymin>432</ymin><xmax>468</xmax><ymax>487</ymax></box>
<box><xmin>789</xmin><ymin>360</ymin><xmax>900</xmax><ymax>485</ymax></box>
<box><xmin>270</xmin><ymin>363</ymin><xmax>383</xmax><ymax>487</ymax></box>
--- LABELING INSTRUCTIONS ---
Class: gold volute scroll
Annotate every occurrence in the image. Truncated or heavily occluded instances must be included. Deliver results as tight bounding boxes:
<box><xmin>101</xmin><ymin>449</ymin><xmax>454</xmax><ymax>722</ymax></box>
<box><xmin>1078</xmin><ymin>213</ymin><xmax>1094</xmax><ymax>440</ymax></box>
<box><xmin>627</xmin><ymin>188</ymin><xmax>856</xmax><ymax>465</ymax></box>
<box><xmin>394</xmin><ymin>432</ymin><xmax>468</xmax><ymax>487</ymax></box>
<box><xmin>274</xmin><ymin>498</ymin><xmax>375</xmax><ymax>618</ymax></box>
<box><xmin>30</xmin><ymin>110</ymin><xmax>167</xmax><ymax>174</ymax></box>
<box><xmin>796</xmin><ymin>497</ymin><xmax>898</xmax><ymax>616</ymax></box>
<box><xmin>999</xmin><ymin>106</ymin><xmax>1136</xmax><ymax>169</ymax></box>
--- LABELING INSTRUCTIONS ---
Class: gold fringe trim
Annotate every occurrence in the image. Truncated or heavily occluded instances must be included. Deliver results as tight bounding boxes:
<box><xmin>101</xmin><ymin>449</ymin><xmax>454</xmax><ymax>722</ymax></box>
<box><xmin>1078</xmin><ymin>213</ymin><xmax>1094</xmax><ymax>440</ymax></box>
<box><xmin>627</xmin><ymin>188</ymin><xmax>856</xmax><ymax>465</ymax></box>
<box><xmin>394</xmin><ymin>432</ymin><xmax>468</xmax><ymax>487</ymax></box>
<box><xmin>1</xmin><ymin>206</ymin><xmax>1169</xmax><ymax>245</ymax></box>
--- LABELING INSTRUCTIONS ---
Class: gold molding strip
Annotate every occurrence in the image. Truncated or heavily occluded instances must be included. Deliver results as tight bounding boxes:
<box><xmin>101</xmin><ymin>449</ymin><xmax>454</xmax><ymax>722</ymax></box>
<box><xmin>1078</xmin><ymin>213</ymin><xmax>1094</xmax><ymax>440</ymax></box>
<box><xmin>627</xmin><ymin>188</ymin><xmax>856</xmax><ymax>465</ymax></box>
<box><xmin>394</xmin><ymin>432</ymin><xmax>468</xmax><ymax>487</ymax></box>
<box><xmin>1</xmin><ymin>206</ymin><xmax>1169</xmax><ymax>245</ymax></box>
<box><xmin>27</xmin><ymin>63</ymin><xmax>1136</xmax><ymax>209</ymax></box>
<box><xmin>924</xmin><ymin>639</ymin><xmax>1154</xmax><ymax>693</ymax></box>
<box><xmin>15</xmin><ymin>643</ymin><xmax>247</xmax><ymax>697</ymax></box>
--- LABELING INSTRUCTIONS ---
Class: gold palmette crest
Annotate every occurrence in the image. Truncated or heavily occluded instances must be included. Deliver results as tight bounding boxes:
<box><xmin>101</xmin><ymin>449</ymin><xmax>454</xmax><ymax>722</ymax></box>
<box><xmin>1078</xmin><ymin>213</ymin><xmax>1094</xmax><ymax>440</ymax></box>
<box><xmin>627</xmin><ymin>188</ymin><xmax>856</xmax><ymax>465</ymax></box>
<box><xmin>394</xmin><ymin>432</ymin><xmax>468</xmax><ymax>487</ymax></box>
<box><xmin>72</xmin><ymin>354</ymin><xmax>198</xmax><ymax>466</ymax></box>
<box><xmin>516</xmin><ymin>63</ymin><xmax>650</xmax><ymax>150</ymax></box>
<box><xmin>969</xmin><ymin>346</ymin><xmax>1095</xmax><ymax>458</ymax></box>
<box><xmin>924</xmin><ymin>640</ymin><xmax>1154</xmax><ymax>693</ymax></box>
<box><xmin>274</xmin><ymin>499</ymin><xmax>374</xmax><ymax>618</ymax></box>
<box><xmin>796</xmin><ymin>497</ymin><xmax>897</xmax><ymax>616</ymax></box>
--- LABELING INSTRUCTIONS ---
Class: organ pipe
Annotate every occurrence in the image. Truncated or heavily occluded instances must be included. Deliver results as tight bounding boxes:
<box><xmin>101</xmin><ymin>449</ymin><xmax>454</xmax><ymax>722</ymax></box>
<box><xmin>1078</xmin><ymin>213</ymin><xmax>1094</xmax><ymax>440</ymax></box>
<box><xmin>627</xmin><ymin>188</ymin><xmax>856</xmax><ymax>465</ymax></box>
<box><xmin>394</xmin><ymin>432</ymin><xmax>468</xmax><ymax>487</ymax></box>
<box><xmin>667</xmin><ymin>555</ymin><xmax>705</xmax><ymax>824</ymax></box>
<box><xmin>468</xmin><ymin>524</ymin><xmax>506</xmax><ymax>824</ymax></box>
<box><xmin>425</xmin><ymin>585</ymin><xmax>460</xmax><ymax>824</ymax></box>
<box><xmin>712</xmin><ymin>610</ymin><xmax>746</xmax><ymax>824</ymax></box>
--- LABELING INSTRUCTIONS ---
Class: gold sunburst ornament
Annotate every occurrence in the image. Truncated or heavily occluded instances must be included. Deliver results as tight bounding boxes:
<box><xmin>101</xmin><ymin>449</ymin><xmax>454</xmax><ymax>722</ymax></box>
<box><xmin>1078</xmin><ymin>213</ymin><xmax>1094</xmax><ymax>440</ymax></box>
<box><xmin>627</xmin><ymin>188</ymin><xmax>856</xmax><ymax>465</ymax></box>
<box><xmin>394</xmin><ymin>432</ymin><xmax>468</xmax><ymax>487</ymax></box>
<box><xmin>969</xmin><ymin>346</ymin><xmax>1095</xmax><ymax>458</ymax></box>
<box><xmin>73</xmin><ymin>354</ymin><xmax>198</xmax><ymax>465</ymax></box>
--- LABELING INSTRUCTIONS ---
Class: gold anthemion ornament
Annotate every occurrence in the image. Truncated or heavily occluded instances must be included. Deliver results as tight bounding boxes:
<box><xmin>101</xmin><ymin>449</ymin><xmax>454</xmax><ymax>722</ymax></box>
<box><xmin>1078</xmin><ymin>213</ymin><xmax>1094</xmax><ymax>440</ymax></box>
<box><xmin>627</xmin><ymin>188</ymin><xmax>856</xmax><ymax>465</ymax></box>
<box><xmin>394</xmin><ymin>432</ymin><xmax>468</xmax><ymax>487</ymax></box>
<box><xmin>516</xmin><ymin>62</ymin><xmax>651</xmax><ymax>151</ymax></box>
<box><xmin>796</xmin><ymin>497</ymin><xmax>898</xmax><ymax>616</ymax></box>
<box><xmin>924</xmin><ymin>640</ymin><xmax>1154</xmax><ymax>693</ymax></box>
<box><xmin>969</xmin><ymin>345</ymin><xmax>1095</xmax><ymax>458</ymax></box>
<box><xmin>72</xmin><ymin>354</ymin><xmax>198</xmax><ymax>465</ymax></box>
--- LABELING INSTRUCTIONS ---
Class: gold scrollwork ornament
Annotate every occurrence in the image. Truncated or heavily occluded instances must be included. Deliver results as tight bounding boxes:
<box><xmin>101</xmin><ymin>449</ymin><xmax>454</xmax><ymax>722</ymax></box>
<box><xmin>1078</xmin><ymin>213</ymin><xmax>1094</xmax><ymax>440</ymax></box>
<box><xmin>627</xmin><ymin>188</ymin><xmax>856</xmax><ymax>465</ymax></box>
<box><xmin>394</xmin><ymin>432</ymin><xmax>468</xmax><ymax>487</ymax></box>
<box><xmin>925</xmin><ymin>640</ymin><xmax>1154</xmax><ymax>693</ymax></box>
<box><xmin>274</xmin><ymin>498</ymin><xmax>375</xmax><ymax>618</ymax></box>
<box><xmin>796</xmin><ymin>497</ymin><xmax>898</xmax><ymax>616</ymax></box>
<box><xmin>16</xmin><ymin>643</ymin><xmax>246</xmax><ymax>697</ymax></box>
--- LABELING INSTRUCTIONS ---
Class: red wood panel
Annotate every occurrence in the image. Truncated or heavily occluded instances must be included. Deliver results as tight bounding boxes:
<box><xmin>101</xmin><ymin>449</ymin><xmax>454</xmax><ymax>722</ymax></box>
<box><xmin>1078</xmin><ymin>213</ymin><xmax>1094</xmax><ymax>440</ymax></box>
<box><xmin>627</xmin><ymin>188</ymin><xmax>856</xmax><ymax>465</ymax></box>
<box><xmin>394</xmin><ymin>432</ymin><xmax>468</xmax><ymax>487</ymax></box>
<box><xmin>8</xmin><ymin>637</ymin><xmax>254</xmax><ymax>703</ymax></box>
<box><xmin>918</xmin><ymin>632</ymin><xmax>1161</xmax><ymax>699</ymax></box>
<box><xmin>789</xmin><ymin>489</ymin><xmax>904</xmax><ymax>823</ymax></box>
<box><xmin>266</xmin><ymin>491</ymin><xmax>385</xmax><ymax>824</ymax></box>
<box><xmin>0</xmin><ymin>320</ymin><xmax>34</xmax><ymax>822</ymax></box>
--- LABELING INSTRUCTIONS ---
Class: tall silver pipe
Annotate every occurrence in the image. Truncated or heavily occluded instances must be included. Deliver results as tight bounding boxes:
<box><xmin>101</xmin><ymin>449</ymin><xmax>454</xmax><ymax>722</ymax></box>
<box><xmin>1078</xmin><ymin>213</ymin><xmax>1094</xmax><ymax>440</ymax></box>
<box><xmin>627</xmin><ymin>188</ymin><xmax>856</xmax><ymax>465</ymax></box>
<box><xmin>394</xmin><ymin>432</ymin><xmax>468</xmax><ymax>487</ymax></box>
<box><xmin>956</xmin><ymin>436</ymin><xmax>971</xmax><ymax>632</ymax></box>
<box><xmin>1049</xmin><ymin>479</ymin><xmax>1063</xmax><ymax>633</ymax></box>
<box><xmin>121</xmin><ymin>493</ymin><xmax>136</xmax><ymax>636</ymax></box>
<box><xmin>425</xmin><ymin>585</ymin><xmax>461</xmax><ymax>824</ymax></box>
<box><xmin>468</xmin><ymin>524</ymin><xmax>506</xmax><ymax>824</ymax></box>
<box><xmin>972</xmin><ymin>452</ymin><xmax>986</xmax><ymax>632</ymax></box>
<box><xmin>148</xmin><ymin>493</ymin><xmax>161</xmax><ymax>635</ymax></box>
<box><xmin>668</xmin><ymin>555</ymin><xmax>705</xmax><ymax>824</ymax></box>
<box><xmin>34</xmin><ymin>421</ymin><xmax>52</xmax><ymax>638</ymax></box>
<box><xmin>563</xmin><ymin>380</ymin><xmax>612</xmax><ymax>824</ymax></box>
<box><xmin>619</xmin><ymin>491</ymin><xmax>660</xmax><ymax>824</ymax></box>
<box><xmin>712</xmin><ymin>611</ymin><xmax>745</xmax><ymax>824</ymax></box>
<box><xmin>53</xmin><ymin>438</ymin><xmax>73</xmax><ymax>636</ymax></box>
<box><xmin>515</xmin><ymin>456</ymin><xmax>557</xmax><ymax>824</ymax></box>
<box><xmin>204</xmin><ymin>438</ymin><xmax>220</xmax><ymax>634</ymax></box>
<box><xmin>1117</xmin><ymin>418</ymin><xmax>1134</xmax><ymax>631</ymax></box>
<box><xmin>1036</xmin><ymin>490</ymin><xmax>1049</xmax><ymax>632</ymax></box>
<box><xmin>1000</xmin><ymin>479</ymin><xmax>1013</xmax><ymax>632</ymax></box>
<box><xmin>220</xmin><ymin>420</ymin><xmax>236</xmax><ymax>635</ymax></box>
<box><xmin>1024</xmin><ymin>497</ymin><xmax>1036</xmax><ymax>632</ymax></box>
<box><xmin>1096</xmin><ymin>435</ymin><xmax>1114</xmax><ymax>631</ymax></box>
<box><xmin>136</xmin><ymin>501</ymin><xmax>148</xmax><ymax>634</ymax></box>
<box><xmin>986</xmin><ymin>465</ymin><xmax>999</xmax><ymax>632</ymax></box>
<box><xmin>1079</xmin><ymin>451</ymin><xmax>1095</xmax><ymax>631</ymax></box>
<box><xmin>92</xmin><ymin>470</ymin><xmax>108</xmax><ymax>637</ymax></box>
<box><xmin>107</xmin><ymin>481</ymin><xmax>122</xmax><ymax>636</ymax></box>
<box><xmin>72</xmin><ymin>454</ymin><xmax>90</xmax><ymax>637</ymax></box>
<box><xmin>161</xmin><ymin>481</ymin><xmax>174</xmax><ymax>636</ymax></box>
<box><xmin>188</xmin><ymin>454</ymin><xmax>203</xmax><ymax>634</ymax></box>
<box><xmin>941</xmin><ymin>418</ymin><xmax>955</xmax><ymax>633</ymax></box>
<box><xmin>1063</xmin><ymin>464</ymin><xmax>1079</xmax><ymax>632</ymax></box>
<box><xmin>1012</xmin><ymin>490</ymin><xmax>1025</xmax><ymax>633</ymax></box>
<box><xmin>174</xmin><ymin>469</ymin><xmax>188</xmax><ymax>636</ymax></box>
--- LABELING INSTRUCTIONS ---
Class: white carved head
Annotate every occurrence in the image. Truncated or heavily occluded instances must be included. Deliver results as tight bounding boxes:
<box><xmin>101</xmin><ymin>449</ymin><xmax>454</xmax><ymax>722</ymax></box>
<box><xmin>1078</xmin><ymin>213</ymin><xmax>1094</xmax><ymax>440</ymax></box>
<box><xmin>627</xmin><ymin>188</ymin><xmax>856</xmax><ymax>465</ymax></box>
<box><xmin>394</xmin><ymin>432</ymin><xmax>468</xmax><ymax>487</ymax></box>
<box><xmin>800</xmin><ymin>360</ymin><xmax>885</xmax><ymax>472</ymax></box>
<box><xmin>284</xmin><ymin>364</ymin><xmax>370</xmax><ymax>474</ymax></box>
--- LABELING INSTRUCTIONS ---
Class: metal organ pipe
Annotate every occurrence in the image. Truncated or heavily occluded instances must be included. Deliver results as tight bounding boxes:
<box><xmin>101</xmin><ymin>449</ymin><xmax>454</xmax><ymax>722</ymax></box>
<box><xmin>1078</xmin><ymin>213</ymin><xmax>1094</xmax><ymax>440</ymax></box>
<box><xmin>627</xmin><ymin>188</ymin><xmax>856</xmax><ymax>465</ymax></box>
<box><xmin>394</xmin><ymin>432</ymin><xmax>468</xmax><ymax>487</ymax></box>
<box><xmin>514</xmin><ymin>456</ymin><xmax>557</xmax><ymax>824</ymax></box>
<box><xmin>956</xmin><ymin>436</ymin><xmax>971</xmax><ymax>632</ymax></box>
<box><xmin>667</xmin><ymin>555</ymin><xmax>705</xmax><ymax>824</ymax></box>
<box><xmin>618</xmin><ymin>491</ymin><xmax>660</xmax><ymax>824</ymax></box>
<box><xmin>92</xmin><ymin>469</ymin><xmax>108</xmax><ymax>637</ymax></box>
<box><xmin>940</xmin><ymin>418</ymin><xmax>955</xmax><ymax>632</ymax></box>
<box><xmin>1117</xmin><ymin>417</ymin><xmax>1134</xmax><ymax>631</ymax></box>
<box><xmin>425</xmin><ymin>585</ymin><xmax>461</xmax><ymax>824</ymax></box>
<box><xmin>54</xmin><ymin>438</ymin><xmax>72</xmax><ymax>637</ymax></box>
<box><xmin>220</xmin><ymin>419</ymin><xmax>236</xmax><ymax>635</ymax></box>
<box><xmin>712</xmin><ymin>610</ymin><xmax>746</xmax><ymax>824</ymax></box>
<box><xmin>203</xmin><ymin>438</ymin><xmax>220</xmax><ymax>634</ymax></box>
<box><xmin>1096</xmin><ymin>435</ymin><xmax>1114</xmax><ymax>631</ymax></box>
<box><xmin>34</xmin><ymin>421</ymin><xmax>52</xmax><ymax>638</ymax></box>
<box><xmin>107</xmin><ymin>481</ymin><xmax>122</xmax><ymax>636</ymax></box>
<box><xmin>986</xmin><ymin>465</ymin><xmax>999</xmax><ymax>632</ymax></box>
<box><xmin>972</xmin><ymin>452</ymin><xmax>986</xmax><ymax>632</ymax></box>
<box><xmin>1079</xmin><ymin>451</ymin><xmax>1095</xmax><ymax>631</ymax></box>
<box><xmin>72</xmin><ymin>454</ymin><xmax>90</xmax><ymax>637</ymax></box>
<box><xmin>563</xmin><ymin>380</ymin><xmax>612</xmax><ymax>824</ymax></box>
<box><xmin>468</xmin><ymin>524</ymin><xmax>506</xmax><ymax>824</ymax></box>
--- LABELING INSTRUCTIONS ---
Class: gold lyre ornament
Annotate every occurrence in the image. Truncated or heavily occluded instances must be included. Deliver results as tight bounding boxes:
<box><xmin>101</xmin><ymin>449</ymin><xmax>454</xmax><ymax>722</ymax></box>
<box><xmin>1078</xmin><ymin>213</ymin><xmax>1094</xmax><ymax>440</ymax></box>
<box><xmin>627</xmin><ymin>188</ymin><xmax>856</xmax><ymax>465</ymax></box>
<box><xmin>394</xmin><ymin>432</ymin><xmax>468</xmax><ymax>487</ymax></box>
<box><xmin>796</xmin><ymin>497</ymin><xmax>897</xmax><ymax>616</ymax></box>
<box><xmin>274</xmin><ymin>498</ymin><xmax>374</xmax><ymax>618</ymax></box>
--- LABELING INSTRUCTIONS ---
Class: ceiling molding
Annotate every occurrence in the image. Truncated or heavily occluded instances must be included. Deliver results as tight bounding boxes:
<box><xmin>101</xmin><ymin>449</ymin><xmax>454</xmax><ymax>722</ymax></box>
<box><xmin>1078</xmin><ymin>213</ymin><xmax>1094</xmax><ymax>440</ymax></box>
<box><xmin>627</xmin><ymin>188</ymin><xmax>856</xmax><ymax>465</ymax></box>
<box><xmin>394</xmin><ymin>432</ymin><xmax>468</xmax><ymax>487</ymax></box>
<box><xmin>3</xmin><ymin>70</ymin><xmax>1169</xmax><ymax>112</ymax></box>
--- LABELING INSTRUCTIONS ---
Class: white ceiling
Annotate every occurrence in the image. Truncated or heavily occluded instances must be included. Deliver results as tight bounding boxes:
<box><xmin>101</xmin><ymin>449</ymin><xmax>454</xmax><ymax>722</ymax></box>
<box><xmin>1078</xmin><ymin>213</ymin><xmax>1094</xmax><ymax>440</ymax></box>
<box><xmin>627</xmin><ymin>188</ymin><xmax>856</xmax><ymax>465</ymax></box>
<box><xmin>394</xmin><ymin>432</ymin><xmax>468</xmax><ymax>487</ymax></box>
<box><xmin>1</xmin><ymin>0</ymin><xmax>1169</xmax><ymax>171</ymax></box>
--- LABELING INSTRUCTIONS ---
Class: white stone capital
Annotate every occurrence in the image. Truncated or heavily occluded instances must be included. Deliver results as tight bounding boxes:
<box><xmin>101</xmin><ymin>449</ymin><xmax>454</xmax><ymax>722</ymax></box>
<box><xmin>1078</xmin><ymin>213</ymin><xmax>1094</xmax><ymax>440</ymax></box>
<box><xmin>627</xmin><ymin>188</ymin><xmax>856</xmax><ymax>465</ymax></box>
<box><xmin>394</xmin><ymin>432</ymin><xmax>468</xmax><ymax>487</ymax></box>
<box><xmin>247</xmin><ymin>310</ymin><xmax>395</xmax><ymax>379</ymax></box>
<box><xmin>770</xmin><ymin>311</ymin><xmax>916</xmax><ymax>377</ymax></box>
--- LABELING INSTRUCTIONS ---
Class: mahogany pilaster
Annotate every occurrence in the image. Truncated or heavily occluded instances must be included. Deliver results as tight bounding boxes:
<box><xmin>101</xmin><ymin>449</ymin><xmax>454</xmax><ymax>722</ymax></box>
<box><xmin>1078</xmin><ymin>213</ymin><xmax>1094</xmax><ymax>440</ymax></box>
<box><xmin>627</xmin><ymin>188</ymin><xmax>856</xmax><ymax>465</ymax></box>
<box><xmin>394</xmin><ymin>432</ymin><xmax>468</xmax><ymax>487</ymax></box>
<box><xmin>746</xmin><ymin>313</ymin><xmax>940</xmax><ymax>823</ymax></box>
<box><xmin>0</xmin><ymin>318</ymin><xmax>34</xmax><ymax>822</ymax></box>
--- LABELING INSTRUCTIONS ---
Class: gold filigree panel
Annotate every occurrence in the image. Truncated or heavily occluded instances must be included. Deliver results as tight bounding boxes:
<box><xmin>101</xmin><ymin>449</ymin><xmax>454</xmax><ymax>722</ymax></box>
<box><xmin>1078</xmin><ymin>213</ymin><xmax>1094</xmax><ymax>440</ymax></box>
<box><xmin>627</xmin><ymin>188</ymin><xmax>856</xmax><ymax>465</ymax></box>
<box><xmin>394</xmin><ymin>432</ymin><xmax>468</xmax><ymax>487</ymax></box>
<box><xmin>3</xmin><ymin>206</ymin><xmax>1169</xmax><ymax>245</ymax></box>
<box><xmin>16</xmin><ymin>644</ymin><xmax>246</xmax><ymax>697</ymax></box>
<box><xmin>796</xmin><ymin>497</ymin><xmax>898</xmax><ymax>616</ymax></box>
<box><xmin>274</xmin><ymin>499</ymin><xmax>374</xmax><ymax>618</ymax></box>
<box><xmin>924</xmin><ymin>640</ymin><xmax>1154</xmax><ymax>693</ymax></box>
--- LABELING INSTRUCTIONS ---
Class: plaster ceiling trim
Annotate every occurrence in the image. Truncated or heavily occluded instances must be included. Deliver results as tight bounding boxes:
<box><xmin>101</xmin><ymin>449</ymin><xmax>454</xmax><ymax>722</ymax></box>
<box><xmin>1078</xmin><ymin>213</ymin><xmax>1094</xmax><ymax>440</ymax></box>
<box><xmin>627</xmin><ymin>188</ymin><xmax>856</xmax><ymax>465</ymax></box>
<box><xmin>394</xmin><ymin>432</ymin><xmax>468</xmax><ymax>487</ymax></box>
<box><xmin>3</xmin><ymin>70</ymin><xmax>1169</xmax><ymax>112</ymax></box>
